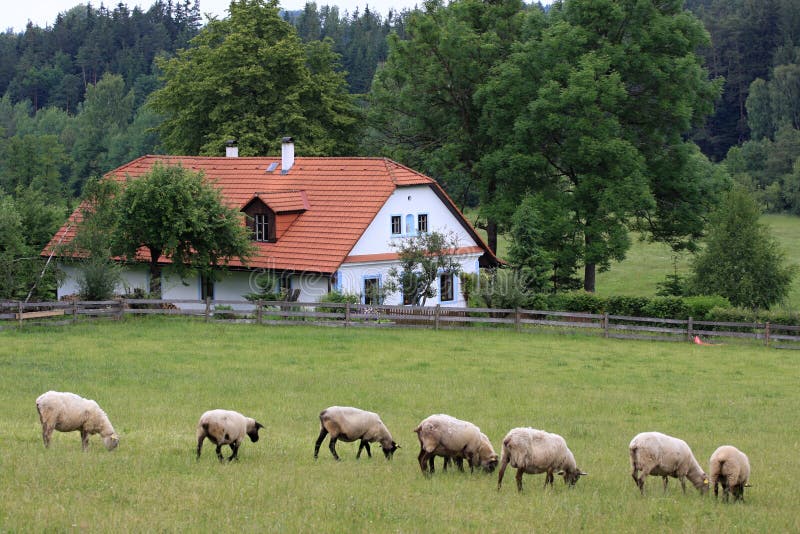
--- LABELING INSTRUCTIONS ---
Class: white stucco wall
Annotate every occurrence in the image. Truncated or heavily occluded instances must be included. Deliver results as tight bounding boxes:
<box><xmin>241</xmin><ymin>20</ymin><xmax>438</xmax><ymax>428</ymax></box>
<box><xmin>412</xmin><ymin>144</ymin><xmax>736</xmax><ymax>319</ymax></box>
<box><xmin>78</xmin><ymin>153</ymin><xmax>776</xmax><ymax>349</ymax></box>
<box><xmin>337</xmin><ymin>253</ymin><xmax>481</xmax><ymax>307</ymax></box>
<box><xmin>57</xmin><ymin>263</ymin><xmax>149</xmax><ymax>300</ymax></box>
<box><xmin>349</xmin><ymin>185</ymin><xmax>478</xmax><ymax>256</ymax></box>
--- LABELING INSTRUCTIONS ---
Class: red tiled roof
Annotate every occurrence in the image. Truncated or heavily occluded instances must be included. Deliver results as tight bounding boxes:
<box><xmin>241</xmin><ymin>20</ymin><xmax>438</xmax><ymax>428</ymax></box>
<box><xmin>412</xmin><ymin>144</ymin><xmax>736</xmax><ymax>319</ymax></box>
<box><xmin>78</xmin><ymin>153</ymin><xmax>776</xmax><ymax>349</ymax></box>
<box><xmin>44</xmin><ymin>156</ymin><xmax>497</xmax><ymax>274</ymax></box>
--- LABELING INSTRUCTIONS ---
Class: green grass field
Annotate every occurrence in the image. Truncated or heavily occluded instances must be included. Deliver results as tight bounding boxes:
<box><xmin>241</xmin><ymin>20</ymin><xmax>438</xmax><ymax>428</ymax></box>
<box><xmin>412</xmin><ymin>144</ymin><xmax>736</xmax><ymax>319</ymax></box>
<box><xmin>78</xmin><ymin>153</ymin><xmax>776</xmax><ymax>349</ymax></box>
<box><xmin>1</xmin><ymin>318</ymin><xmax>798</xmax><ymax>531</ymax></box>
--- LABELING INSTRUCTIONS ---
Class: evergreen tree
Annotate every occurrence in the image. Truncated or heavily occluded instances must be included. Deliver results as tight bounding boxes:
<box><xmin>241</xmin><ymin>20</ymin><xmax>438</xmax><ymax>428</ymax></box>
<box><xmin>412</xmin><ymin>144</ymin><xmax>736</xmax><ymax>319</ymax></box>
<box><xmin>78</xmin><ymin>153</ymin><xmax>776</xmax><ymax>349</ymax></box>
<box><xmin>689</xmin><ymin>187</ymin><xmax>796</xmax><ymax>310</ymax></box>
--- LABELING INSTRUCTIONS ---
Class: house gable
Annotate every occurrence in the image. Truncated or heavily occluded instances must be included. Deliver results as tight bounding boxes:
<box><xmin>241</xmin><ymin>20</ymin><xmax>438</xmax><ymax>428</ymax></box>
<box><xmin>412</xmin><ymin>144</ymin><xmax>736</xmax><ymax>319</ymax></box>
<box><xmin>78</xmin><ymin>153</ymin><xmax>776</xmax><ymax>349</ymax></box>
<box><xmin>347</xmin><ymin>184</ymin><xmax>481</xmax><ymax>258</ymax></box>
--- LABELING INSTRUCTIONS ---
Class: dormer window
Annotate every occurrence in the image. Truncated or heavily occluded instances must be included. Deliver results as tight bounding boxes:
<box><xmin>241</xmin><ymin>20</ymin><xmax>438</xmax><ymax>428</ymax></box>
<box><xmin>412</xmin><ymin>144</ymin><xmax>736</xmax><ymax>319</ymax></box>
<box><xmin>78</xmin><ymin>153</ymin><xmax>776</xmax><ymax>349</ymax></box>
<box><xmin>253</xmin><ymin>213</ymin><xmax>272</xmax><ymax>242</ymax></box>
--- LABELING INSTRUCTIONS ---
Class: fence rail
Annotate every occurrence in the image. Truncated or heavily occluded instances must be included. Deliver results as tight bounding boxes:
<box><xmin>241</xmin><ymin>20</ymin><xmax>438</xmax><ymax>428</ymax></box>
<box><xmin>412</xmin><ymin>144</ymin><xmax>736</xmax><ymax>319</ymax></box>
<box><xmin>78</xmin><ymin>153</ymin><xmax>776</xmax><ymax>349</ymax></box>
<box><xmin>1</xmin><ymin>299</ymin><xmax>799</xmax><ymax>349</ymax></box>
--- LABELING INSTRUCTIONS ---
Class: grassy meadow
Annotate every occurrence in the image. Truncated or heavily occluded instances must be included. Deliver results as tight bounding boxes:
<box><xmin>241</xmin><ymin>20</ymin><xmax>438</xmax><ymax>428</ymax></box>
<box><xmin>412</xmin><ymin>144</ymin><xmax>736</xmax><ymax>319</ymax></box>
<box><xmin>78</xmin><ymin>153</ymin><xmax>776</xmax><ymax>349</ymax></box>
<box><xmin>1</xmin><ymin>318</ymin><xmax>799</xmax><ymax>531</ymax></box>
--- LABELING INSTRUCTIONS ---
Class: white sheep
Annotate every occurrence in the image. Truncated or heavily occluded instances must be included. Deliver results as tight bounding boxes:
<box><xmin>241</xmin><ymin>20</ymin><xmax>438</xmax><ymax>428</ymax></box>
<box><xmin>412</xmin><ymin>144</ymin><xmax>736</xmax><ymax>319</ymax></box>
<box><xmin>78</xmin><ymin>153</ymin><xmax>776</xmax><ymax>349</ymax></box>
<box><xmin>709</xmin><ymin>445</ymin><xmax>751</xmax><ymax>502</ymax></box>
<box><xmin>414</xmin><ymin>414</ymin><xmax>498</xmax><ymax>474</ymax></box>
<box><xmin>497</xmin><ymin>427</ymin><xmax>586</xmax><ymax>491</ymax></box>
<box><xmin>35</xmin><ymin>391</ymin><xmax>119</xmax><ymax>451</ymax></box>
<box><xmin>629</xmin><ymin>431</ymin><xmax>709</xmax><ymax>494</ymax></box>
<box><xmin>196</xmin><ymin>409</ymin><xmax>264</xmax><ymax>462</ymax></box>
<box><xmin>313</xmin><ymin>406</ymin><xmax>398</xmax><ymax>460</ymax></box>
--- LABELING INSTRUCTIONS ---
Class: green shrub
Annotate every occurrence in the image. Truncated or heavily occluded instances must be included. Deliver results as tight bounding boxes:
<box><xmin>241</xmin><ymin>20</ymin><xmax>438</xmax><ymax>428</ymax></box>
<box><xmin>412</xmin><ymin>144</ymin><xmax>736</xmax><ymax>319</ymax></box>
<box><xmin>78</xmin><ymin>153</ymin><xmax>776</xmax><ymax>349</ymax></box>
<box><xmin>605</xmin><ymin>295</ymin><xmax>650</xmax><ymax>317</ymax></box>
<box><xmin>317</xmin><ymin>291</ymin><xmax>360</xmax><ymax>314</ymax></box>
<box><xmin>642</xmin><ymin>296</ymin><xmax>689</xmax><ymax>319</ymax></box>
<box><xmin>684</xmin><ymin>295</ymin><xmax>730</xmax><ymax>320</ymax></box>
<box><xmin>546</xmin><ymin>291</ymin><xmax>605</xmax><ymax>314</ymax></box>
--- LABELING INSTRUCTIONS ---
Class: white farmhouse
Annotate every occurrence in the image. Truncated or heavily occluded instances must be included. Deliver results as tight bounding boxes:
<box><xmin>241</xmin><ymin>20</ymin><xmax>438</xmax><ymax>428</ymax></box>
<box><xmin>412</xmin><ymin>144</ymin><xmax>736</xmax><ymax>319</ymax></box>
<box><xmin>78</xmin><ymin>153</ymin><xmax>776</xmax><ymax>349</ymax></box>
<box><xmin>46</xmin><ymin>139</ymin><xmax>499</xmax><ymax>306</ymax></box>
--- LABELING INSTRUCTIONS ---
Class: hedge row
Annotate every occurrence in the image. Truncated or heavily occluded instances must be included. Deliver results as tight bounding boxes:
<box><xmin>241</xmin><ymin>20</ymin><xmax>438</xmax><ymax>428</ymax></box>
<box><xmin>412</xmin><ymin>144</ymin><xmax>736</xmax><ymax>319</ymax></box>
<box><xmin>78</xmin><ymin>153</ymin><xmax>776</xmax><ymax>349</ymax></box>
<box><xmin>523</xmin><ymin>292</ymin><xmax>800</xmax><ymax>325</ymax></box>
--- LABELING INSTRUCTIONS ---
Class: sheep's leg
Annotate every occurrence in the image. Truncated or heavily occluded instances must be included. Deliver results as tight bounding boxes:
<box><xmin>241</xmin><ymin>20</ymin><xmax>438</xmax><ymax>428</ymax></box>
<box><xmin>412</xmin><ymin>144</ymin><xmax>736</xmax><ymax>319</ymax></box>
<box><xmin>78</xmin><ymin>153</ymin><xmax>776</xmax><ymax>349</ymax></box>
<box><xmin>631</xmin><ymin>464</ymin><xmax>642</xmax><ymax>492</ymax></box>
<box><xmin>196</xmin><ymin>436</ymin><xmax>205</xmax><ymax>460</ymax></box>
<box><xmin>41</xmin><ymin>424</ymin><xmax>53</xmax><ymax>448</ymax></box>
<box><xmin>357</xmin><ymin>440</ymin><xmax>371</xmax><ymax>459</ymax></box>
<box><xmin>418</xmin><ymin>449</ymin><xmax>431</xmax><ymax>473</ymax></box>
<box><xmin>454</xmin><ymin>457</ymin><xmax>465</xmax><ymax>472</ymax></box>
<box><xmin>712</xmin><ymin>477</ymin><xmax>719</xmax><ymax>498</ymax></box>
<box><xmin>313</xmin><ymin>427</ymin><xmax>328</xmax><ymax>459</ymax></box>
<box><xmin>497</xmin><ymin>455</ymin><xmax>510</xmax><ymax>490</ymax></box>
<box><xmin>215</xmin><ymin>444</ymin><xmax>225</xmax><ymax>462</ymax></box>
<box><xmin>662</xmin><ymin>476</ymin><xmax>669</xmax><ymax>493</ymax></box>
<box><xmin>430</xmin><ymin>455</ymin><xmax>437</xmax><ymax>473</ymax></box>
<box><xmin>515</xmin><ymin>468</ymin><xmax>525</xmax><ymax>492</ymax></box>
<box><xmin>678</xmin><ymin>476</ymin><xmax>687</xmax><ymax>494</ymax></box>
<box><xmin>544</xmin><ymin>470</ymin><xmax>554</xmax><ymax>488</ymax></box>
<box><xmin>80</xmin><ymin>429</ymin><xmax>89</xmax><ymax>451</ymax></box>
<box><xmin>635</xmin><ymin>467</ymin><xmax>651</xmax><ymax>494</ymax></box>
<box><xmin>328</xmin><ymin>436</ymin><xmax>341</xmax><ymax>461</ymax></box>
<box><xmin>228</xmin><ymin>442</ymin><xmax>239</xmax><ymax>461</ymax></box>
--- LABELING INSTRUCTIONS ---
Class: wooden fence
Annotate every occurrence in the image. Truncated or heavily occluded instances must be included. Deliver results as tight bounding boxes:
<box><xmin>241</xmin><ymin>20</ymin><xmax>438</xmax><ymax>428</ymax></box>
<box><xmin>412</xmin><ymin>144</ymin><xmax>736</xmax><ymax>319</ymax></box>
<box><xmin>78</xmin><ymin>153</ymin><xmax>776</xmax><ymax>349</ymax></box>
<box><xmin>2</xmin><ymin>299</ymin><xmax>799</xmax><ymax>349</ymax></box>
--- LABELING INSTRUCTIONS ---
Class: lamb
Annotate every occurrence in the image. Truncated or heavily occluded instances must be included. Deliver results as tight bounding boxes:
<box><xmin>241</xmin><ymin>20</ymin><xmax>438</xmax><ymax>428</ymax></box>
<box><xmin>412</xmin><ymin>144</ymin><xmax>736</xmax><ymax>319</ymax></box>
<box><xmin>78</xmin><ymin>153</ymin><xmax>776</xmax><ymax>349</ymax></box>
<box><xmin>629</xmin><ymin>431</ymin><xmax>709</xmax><ymax>494</ymax></box>
<box><xmin>497</xmin><ymin>427</ymin><xmax>586</xmax><ymax>491</ymax></box>
<box><xmin>414</xmin><ymin>414</ymin><xmax>498</xmax><ymax>474</ymax></box>
<box><xmin>709</xmin><ymin>445</ymin><xmax>751</xmax><ymax>502</ymax></box>
<box><xmin>314</xmin><ymin>406</ymin><xmax>398</xmax><ymax>460</ymax></box>
<box><xmin>35</xmin><ymin>391</ymin><xmax>119</xmax><ymax>451</ymax></box>
<box><xmin>196</xmin><ymin>409</ymin><xmax>264</xmax><ymax>462</ymax></box>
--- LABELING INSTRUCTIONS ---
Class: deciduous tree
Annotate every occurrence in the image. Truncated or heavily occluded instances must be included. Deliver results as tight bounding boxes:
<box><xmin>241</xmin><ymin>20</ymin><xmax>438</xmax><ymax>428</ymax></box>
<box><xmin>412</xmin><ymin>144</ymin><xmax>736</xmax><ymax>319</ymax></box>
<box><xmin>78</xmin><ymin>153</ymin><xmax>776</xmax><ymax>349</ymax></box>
<box><xmin>112</xmin><ymin>163</ymin><xmax>255</xmax><ymax>296</ymax></box>
<box><xmin>149</xmin><ymin>0</ymin><xmax>360</xmax><ymax>156</ymax></box>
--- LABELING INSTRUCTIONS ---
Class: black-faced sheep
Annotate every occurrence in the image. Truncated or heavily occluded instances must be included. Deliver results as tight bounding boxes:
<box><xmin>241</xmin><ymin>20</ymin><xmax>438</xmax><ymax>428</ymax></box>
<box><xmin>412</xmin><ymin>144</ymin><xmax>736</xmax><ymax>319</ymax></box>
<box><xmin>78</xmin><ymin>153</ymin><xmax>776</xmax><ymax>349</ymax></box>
<box><xmin>314</xmin><ymin>406</ymin><xmax>398</xmax><ymax>461</ymax></box>
<box><xmin>414</xmin><ymin>414</ymin><xmax>498</xmax><ymax>474</ymax></box>
<box><xmin>497</xmin><ymin>427</ymin><xmax>586</xmax><ymax>491</ymax></box>
<box><xmin>35</xmin><ymin>391</ymin><xmax>119</xmax><ymax>451</ymax></box>
<box><xmin>629</xmin><ymin>431</ymin><xmax>709</xmax><ymax>495</ymax></box>
<box><xmin>709</xmin><ymin>445</ymin><xmax>751</xmax><ymax>502</ymax></box>
<box><xmin>196</xmin><ymin>409</ymin><xmax>264</xmax><ymax>462</ymax></box>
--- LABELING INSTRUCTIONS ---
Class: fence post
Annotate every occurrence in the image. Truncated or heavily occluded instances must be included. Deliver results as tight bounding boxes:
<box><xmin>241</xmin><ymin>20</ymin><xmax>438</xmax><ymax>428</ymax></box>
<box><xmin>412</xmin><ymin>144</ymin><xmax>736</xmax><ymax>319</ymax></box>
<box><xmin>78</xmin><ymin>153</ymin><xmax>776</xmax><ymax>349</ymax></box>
<box><xmin>256</xmin><ymin>300</ymin><xmax>263</xmax><ymax>325</ymax></box>
<box><xmin>434</xmin><ymin>304</ymin><xmax>441</xmax><ymax>331</ymax></box>
<box><xmin>72</xmin><ymin>300</ymin><xmax>78</xmax><ymax>324</ymax></box>
<box><xmin>345</xmin><ymin>302</ymin><xmax>350</xmax><ymax>327</ymax></box>
<box><xmin>18</xmin><ymin>301</ymin><xmax>23</xmax><ymax>328</ymax></box>
<box><xmin>204</xmin><ymin>297</ymin><xmax>211</xmax><ymax>322</ymax></box>
<box><xmin>765</xmin><ymin>322</ymin><xmax>771</xmax><ymax>347</ymax></box>
<box><xmin>116</xmin><ymin>298</ymin><xmax>124</xmax><ymax>320</ymax></box>
<box><xmin>603</xmin><ymin>313</ymin><xmax>609</xmax><ymax>338</ymax></box>
<box><xmin>514</xmin><ymin>307</ymin><xmax>521</xmax><ymax>333</ymax></box>
<box><xmin>686</xmin><ymin>317</ymin><xmax>693</xmax><ymax>343</ymax></box>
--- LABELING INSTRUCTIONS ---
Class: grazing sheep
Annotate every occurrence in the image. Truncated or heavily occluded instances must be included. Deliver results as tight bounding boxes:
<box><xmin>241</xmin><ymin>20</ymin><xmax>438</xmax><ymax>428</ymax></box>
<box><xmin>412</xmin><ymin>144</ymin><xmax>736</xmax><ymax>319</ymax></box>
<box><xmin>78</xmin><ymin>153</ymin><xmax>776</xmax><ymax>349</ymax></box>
<box><xmin>709</xmin><ymin>445</ymin><xmax>751</xmax><ymax>502</ymax></box>
<box><xmin>314</xmin><ymin>406</ymin><xmax>398</xmax><ymax>460</ymax></box>
<box><xmin>196</xmin><ymin>409</ymin><xmax>264</xmax><ymax>462</ymax></box>
<box><xmin>415</xmin><ymin>414</ymin><xmax>498</xmax><ymax>474</ymax></box>
<box><xmin>35</xmin><ymin>391</ymin><xmax>119</xmax><ymax>451</ymax></box>
<box><xmin>629</xmin><ymin>431</ymin><xmax>708</xmax><ymax>494</ymax></box>
<box><xmin>497</xmin><ymin>427</ymin><xmax>586</xmax><ymax>491</ymax></box>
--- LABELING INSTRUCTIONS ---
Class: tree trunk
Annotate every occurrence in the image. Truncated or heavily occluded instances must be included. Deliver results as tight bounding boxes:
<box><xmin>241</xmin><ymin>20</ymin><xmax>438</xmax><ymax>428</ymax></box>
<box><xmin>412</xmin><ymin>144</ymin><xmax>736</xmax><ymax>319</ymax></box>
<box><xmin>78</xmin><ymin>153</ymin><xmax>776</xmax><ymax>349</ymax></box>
<box><xmin>150</xmin><ymin>253</ymin><xmax>161</xmax><ymax>299</ymax></box>
<box><xmin>487</xmin><ymin>219</ymin><xmax>498</xmax><ymax>255</ymax></box>
<box><xmin>583</xmin><ymin>263</ymin><xmax>596</xmax><ymax>293</ymax></box>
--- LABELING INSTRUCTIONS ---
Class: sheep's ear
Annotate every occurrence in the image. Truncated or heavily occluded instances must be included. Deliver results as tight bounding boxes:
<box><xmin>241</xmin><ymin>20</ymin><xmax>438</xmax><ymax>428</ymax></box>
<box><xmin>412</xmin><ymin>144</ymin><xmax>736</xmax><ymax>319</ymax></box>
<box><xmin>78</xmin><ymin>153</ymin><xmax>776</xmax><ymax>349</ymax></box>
<box><xmin>579</xmin><ymin>471</ymin><xmax>588</xmax><ymax>476</ymax></box>
<box><xmin>256</xmin><ymin>422</ymin><xmax>264</xmax><ymax>430</ymax></box>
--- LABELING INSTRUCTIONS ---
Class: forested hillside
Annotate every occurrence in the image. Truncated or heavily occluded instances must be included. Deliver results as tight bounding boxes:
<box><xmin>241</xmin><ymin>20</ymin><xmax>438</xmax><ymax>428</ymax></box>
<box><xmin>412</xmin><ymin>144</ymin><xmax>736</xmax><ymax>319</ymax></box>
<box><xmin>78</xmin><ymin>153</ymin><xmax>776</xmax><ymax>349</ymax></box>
<box><xmin>1</xmin><ymin>0</ymin><xmax>798</xmax><ymax>307</ymax></box>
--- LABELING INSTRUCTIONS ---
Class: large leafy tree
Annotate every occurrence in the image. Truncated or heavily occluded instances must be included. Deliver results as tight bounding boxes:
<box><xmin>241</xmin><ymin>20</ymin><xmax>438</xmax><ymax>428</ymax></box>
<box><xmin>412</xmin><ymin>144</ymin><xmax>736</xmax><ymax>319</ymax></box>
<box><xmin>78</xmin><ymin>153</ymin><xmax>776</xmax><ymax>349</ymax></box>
<box><xmin>113</xmin><ymin>163</ymin><xmax>255</xmax><ymax>296</ymax></box>
<box><xmin>149</xmin><ymin>0</ymin><xmax>360</xmax><ymax>156</ymax></box>
<box><xmin>689</xmin><ymin>188</ymin><xmax>796</xmax><ymax>310</ymax></box>
<box><xmin>479</xmin><ymin>0</ymin><xmax>723</xmax><ymax>291</ymax></box>
<box><xmin>368</xmin><ymin>0</ymin><xmax>529</xmax><ymax>253</ymax></box>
